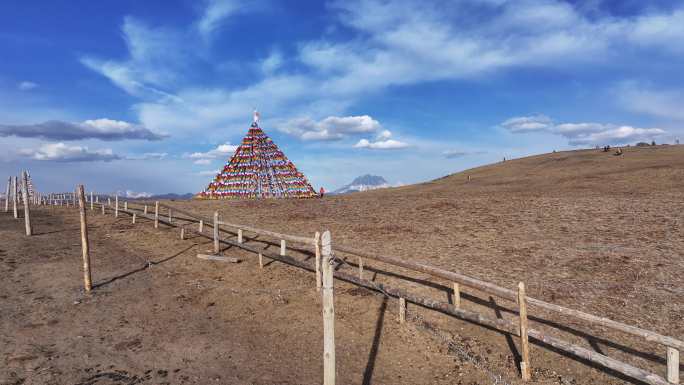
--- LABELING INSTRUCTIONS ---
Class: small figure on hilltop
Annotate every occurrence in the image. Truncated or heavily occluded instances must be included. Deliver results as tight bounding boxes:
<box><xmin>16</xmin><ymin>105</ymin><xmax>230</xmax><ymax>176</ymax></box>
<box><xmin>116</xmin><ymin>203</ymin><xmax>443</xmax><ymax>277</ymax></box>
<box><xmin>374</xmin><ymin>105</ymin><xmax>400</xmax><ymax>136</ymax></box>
<box><xmin>602</xmin><ymin>145</ymin><xmax>611</xmax><ymax>152</ymax></box>
<box><xmin>319</xmin><ymin>187</ymin><xmax>325</xmax><ymax>198</ymax></box>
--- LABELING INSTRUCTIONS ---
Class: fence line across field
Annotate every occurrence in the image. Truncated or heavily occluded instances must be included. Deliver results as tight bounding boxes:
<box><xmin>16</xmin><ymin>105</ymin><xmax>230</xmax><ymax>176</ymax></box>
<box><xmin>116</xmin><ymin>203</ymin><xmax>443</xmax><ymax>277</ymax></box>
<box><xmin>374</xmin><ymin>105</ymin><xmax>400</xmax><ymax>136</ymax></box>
<box><xmin>119</xmin><ymin>200</ymin><xmax>684</xmax><ymax>384</ymax></box>
<box><xmin>4</xmin><ymin>185</ymin><xmax>682</xmax><ymax>385</ymax></box>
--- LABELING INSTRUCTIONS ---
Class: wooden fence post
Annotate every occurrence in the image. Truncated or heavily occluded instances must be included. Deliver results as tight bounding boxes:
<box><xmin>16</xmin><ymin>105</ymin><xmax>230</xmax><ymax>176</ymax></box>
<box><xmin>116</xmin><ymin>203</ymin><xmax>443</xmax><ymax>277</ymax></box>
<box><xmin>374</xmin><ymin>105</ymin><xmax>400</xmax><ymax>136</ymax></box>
<box><xmin>13</xmin><ymin>176</ymin><xmax>18</xmax><ymax>219</ymax></box>
<box><xmin>518</xmin><ymin>282</ymin><xmax>531</xmax><ymax>381</ymax></box>
<box><xmin>237</xmin><ymin>228</ymin><xmax>243</xmax><ymax>244</ymax></box>
<box><xmin>258</xmin><ymin>252</ymin><xmax>264</xmax><ymax>269</ymax></box>
<box><xmin>124</xmin><ymin>201</ymin><xmax>127</xmax><ymax>211</ymax></box>
<box><xmin>101</xmin><ymin>203</ymin><xmax>105</xmax><ymax>215</ymax></box>
<box><xmin>107</xmin><ymin>197</ymin><xmax>111</xmax><ymax>206</ymax></box>
<box><xmin>280</xmin><ymin>239</ymin><xmax>286</xmax><ymax>256</ymax></box>
<box><xmin>315</xmin><ymin>232</ymin><xmax>322</xmax><ymax>291</ymax></box>
<box><xmin>132</xmin><ymin>212</ymin><xmax>136</xmax><ymax>224</ymax></box>
<box><xmin>77</xmin><ymin>185</ymin><xmax>92</xmax><ymax>292</ymax></box>
<box><xmin>21</xmin><ymin>171</ymin><xmax>32</xmax><ymax>236</ymax></box>
<box><xmin>115</xmin><ymin>195</ymin><xmax>119</xmax><ymax>218</ymax></box>
<box><xmin>144</xmin><ymin>205</ymin><xmax>148</xmax><ymax>214</ymax></box>
<box><xmin>213</xmin><ymin>211</ymin><xmax>219</xmax><ymax>254</ymax></box>
<box><xmin>180</xmin><ymin>226</ymin><xmax>185</xmax><ymax>240</ymax></box>
<box><xmin>199</xmin><ymin>219</ymin><xmax>203</xmax><ymax>233</ymax></box>
<box><xmin>321</xmin><ymin>230</ymin><xmax>335</xmax><ymax>385</ymax></box>
<box><xmin>4</xmin><ymin>177</ymin><xmax>9</xmax><ymax>212</ymax></box>
<box><xmin>399</xmin><ymin>297</ymin><xmax>406</xmax><ymax>323</ymax></box>
<box><xmin>154</xmin><ymin>201</ymin><xmax>159</xmax><ymax>229</ymax></box>
<box><xmin>668</xmin><ymin>347</ymin><xmax>679</xmax><ymax>384</ymax></box>
<box><xmin>90</xmin><ymin>191</ymin><xmax>94</xmax><ymax>210</ymax></box>
<box><xmin>168</xmin><ymin>209</ymin><xmax>172</xmax><ymax>223</ymax></box>
<box><xmin>358</xmin><ymin>257</ymin><xmax>363</xmax><ymax>279</ymax></box>
<box><xmin>453</xmin><ymin>282</ymin><xmax>461</xmax><ymax>308</ymax></box>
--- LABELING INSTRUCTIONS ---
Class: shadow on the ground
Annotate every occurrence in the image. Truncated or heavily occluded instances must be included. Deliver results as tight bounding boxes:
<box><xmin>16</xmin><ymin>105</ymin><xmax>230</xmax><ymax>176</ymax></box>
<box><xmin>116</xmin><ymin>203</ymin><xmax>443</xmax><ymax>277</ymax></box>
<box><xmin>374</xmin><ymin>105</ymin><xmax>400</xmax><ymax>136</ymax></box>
<box><xmin>362</xmin><ymin>297</ymin><xmax>387</xmax><ymax>385</ymax></box>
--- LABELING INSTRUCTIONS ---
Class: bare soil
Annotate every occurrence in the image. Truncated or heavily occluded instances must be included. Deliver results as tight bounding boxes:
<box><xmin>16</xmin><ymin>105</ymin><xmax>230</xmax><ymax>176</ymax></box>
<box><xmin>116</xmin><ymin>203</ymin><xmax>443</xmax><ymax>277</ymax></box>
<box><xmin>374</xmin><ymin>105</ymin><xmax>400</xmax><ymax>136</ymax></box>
<box><xmin>2</xmin><ymin>145</ymin><xmax>683</xmax><ymax>384</ymax></box>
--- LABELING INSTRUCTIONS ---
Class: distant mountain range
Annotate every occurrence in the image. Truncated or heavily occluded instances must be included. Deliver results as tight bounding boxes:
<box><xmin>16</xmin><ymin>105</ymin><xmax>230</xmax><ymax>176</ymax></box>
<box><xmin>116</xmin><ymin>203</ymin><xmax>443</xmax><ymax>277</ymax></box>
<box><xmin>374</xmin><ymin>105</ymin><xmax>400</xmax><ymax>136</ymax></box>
<box><xmin>151</xmin><ymin>193</ymin><xmax>195</xmax><ymax>200</ymax></box>
<box><xmin>126</xmin><ymin>192</ymin><xmax>194</xmax><ymax>200</ymax></box>
<box><xmin>332</xmin><ymin>175</ymin><xmax>392</xmax><ymax>195</ymax></box>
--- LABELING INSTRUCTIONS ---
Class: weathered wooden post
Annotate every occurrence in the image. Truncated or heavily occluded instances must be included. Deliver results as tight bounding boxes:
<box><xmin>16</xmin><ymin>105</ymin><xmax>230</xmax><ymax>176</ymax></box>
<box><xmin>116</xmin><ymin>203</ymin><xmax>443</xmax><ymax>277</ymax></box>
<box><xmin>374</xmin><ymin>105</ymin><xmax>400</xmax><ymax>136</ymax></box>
<box><xmin>668</xmin><ymin>347</ymin><xmax>679</xmax><ymax>384</ymax></box>
<box><xmin>20</xmin><ymin>171</ymin><xmax>32</xmax><ymax>236</ymax></box>
<box><xmin>95</xmin><ymin>195</ymin><xmax>99</xmax><ymax>204</ymax></box>
<box><xmin>358</xmin><ymin>257</ymin><xmax>363</xmax><ymax>279</ymax></box>
<box><xmin>213</xmin><ymin>211</ymin><xmax>219</xmax><ymax>254</ymax></box>
<box><xmin>13</xmin><ymin>176</ymin><xmax>18</xmax><ymax>219</ymax></box>
<box><xmin>453</xmin><ymin>283</ymin><xmax>461</xmax><ymax>308</ymax></box>
<box><xmin>237</xmin><ymin>228</ymin><xmax>243</xmax><ymax>244</ymax></box>
<box><xmin>72</xmin><ymin>190</ymin><xmax>76</xmax><ymax>207</ymax></box>
<box><xmin>518</xmin><ymin>282</ymin><xmax>531</xmax><ymax>381</ymax></box>
<box><xmin>101</xmin><ymin>203</ymin><xmax>105</xmax><ymax>215</ymax></box>
<box><xmin>154</xmin><ymin>201</ymin><xmax>159</xmax><ymax>229</ymax></box>
<box><xmin>168</xmin><ymin>208</ymin><xmax>172</xmax><ymax>223</ymax></box>
<box><xmin>132</xmin><ymin>212</ymin><xmax>136</xmax><ymax>224</ymax></box>
<box><xmin>114</xmin><ymin>195</ymin><xmax>119</xmax><ymax>218</ymax></box>
<box><xmin>124</xmin><ymin>201</ymin><xmax>127</xmax><ymax>211</ymax></box>
<box><xmin>199</xmin><ymin>219</ymin><xmax>203</xmax><ymax>233</ymax></box>
<box><xmin>90</xmin><ymin>191</ymin><xmax>94</xmax><ymax>210</ymax></box>
<box><xmin>280</xmin><ymin>239</ymin><xmax>286</xmax><ymax>256</ymax></box>
<box><xmin>399</xmin><ymin>297</ymin><xmax>406</xmax><ymax>323</ymax></box>
<box><xmin>144</xmin><ymin>205</ymin><xmax>148</xmax><ymax>215</ymax></box>
<box><xmin>77</xmin><ymin>185</ymin><xmax>92</xmax><ymax>292</ymax></box>
<box><xmin>180</xmin><ymin>226</ymin><xmax>185</xmax><ymax>240</ymax></box>
<box><xmin>321</xmin><ymin>230</ymin><xmax>335</xmax><ymax>385</ymax></box>
<box><xmin>4</xmin><ymin>177</ymin><xmax>9</xmax><ymax>212</ymax></box>
<box><xmin>315</xmin><ymin>232</ymin><xmax>322</xmax><ymax>291</ymax></box>
<box><xmin>107</xmin><ymin>197</ymin><xmax>111</xmax><ymax>206</ymax></box>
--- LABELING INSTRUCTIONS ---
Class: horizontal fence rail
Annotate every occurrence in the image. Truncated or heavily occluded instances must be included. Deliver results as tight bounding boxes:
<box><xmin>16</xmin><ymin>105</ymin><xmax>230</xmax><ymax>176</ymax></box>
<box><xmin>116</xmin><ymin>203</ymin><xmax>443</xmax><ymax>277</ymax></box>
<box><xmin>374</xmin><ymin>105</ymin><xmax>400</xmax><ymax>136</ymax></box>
<box><xmin>333</xmin><ymin>245</ymin><xmax>684</xmax><ymax>351</ymax></box>
<box><xmin>217</xmin><ymin>220</ymin><xmax>315</xmax><ymax>245</ymax></box>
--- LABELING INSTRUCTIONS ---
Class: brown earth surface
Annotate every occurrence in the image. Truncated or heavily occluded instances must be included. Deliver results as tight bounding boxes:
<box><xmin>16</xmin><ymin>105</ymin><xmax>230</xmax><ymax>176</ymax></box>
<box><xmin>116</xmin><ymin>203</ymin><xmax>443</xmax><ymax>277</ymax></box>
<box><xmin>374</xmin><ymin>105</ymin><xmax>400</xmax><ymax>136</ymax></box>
<box><xmin>2</xmin><ymin>144</ymin><xmax>683</xmax><ymax>384</ymax></box>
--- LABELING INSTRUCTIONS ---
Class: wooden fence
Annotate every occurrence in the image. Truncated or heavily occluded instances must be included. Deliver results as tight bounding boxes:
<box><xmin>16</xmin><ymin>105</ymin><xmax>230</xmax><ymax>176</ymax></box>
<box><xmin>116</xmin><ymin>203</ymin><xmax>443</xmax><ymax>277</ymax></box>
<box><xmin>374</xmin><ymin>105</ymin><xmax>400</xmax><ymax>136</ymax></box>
<box><xmin>3</xmin><ymin>185</ymin><xmax>682</xmax><ymax>385</ymax></box>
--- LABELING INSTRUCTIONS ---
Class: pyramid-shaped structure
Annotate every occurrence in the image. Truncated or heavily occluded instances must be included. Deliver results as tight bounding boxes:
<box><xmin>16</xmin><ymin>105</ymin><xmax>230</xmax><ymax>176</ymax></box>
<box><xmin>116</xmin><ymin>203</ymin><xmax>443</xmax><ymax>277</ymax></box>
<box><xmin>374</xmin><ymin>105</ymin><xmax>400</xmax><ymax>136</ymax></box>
<box><xmin>198</xmin><ymin>118</ymin><xmax>317</xmax><ymax>199</ymax></box>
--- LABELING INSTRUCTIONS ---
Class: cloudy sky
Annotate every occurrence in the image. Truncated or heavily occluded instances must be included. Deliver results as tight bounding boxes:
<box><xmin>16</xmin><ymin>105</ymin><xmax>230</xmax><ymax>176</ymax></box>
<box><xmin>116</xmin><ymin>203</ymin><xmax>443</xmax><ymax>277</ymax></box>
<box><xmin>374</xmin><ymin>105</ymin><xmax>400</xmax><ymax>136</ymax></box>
<box><xmin>1</xmin><ymin>0</ymin><xmax>683</xmax><ymax>195</ymax></box>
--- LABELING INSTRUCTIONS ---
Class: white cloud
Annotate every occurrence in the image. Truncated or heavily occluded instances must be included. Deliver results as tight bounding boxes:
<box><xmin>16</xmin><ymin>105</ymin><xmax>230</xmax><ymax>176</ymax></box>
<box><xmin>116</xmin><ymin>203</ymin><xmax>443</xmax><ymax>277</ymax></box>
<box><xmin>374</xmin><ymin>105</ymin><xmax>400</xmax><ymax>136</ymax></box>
<box><xmin>19</xmin><ymin>142</ymin><xmax>121</xmax><ymax>162</ymax></box>
<box><xmin>81</xmin><ymin>17</ymin><xmax>186</xmax><ymax>101</ymax></box>
<box><xmin>500</xmin><ymin>115</ymin><xmax>554</xmax><ymax>133</ymax></box>
<box><xmin>0</xmin><ymin>118</ymin><xmax>166</xmax><ymax>141</ymax></box>
<box><xmin>127</xmin><ymin>152</ymin><xmax>168</xmax><ymax>160</ymax></box>
<box><xmin>198</xmin><ymin>170</ymin><xmax>218</xmax><ymax>176</ymax></box>
<box><xmin>503</xmin><ymin>115</ymin><xmax>667</xmax><ymax>146</ymax></box>
<box><xmin>615</xmin><ymin>83</ymin><xmax>684</xmax><ymax>121</ymax></box>
<box><xmin>186</xmin><ymin>142</ymin><xmax>239</xmax><ymax>164</ymax></box>
<box><xmin>278</xmin><ymin>115</ymin><xmax>382</xmax><ymax>141</ymax></box>
<box><xmin>626</xmin><ymin>9</ymin><xmax>684</xmax><ymax>54</ymax></box>
<box><xmin>18</xmin><ymin>81</ymin><xmax>38</xmax><ymax>91</ymax></box>
<box><xmin>443</xmin><ymin>149</ymin><xmax>487</xmax><ymax>159</ymax></box>
<box><xmin>566</xmin><ymin>125</ymin><xmax>666</xmax><ymax>146</ymax></box>
<box><xmin>124</xmin><ymin>190</ymin><xmax>152</xmax><ymax>198</ymax></box>
<box><xmin>78</xmin><ymin>1</ymin><xmax>684</xmax><ymax>149</ymax></box>
<box><xmin>295</xmin><ymin>0</ymin><xmax>684</xmax><ymax>98</ymax></box>
<box><xmin>354</xmin><ymin>129</ymin><xmax>409</xmax><ymax>150</ymax></box>
<box><xmin>261</xmin><ymin>51</ymin><xmax>283</xmax><ymax>74</ymax></box>
<box><xmin>197</xmin><ymin>0</ymin><xmax>243</xmax><ymax>39</ymax></box>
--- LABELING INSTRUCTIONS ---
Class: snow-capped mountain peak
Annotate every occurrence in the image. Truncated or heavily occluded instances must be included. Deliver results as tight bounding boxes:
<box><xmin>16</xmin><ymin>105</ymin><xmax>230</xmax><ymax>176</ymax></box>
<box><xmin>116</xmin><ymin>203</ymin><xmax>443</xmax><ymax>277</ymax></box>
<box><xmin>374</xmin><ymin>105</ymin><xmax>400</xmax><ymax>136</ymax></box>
<box><xmin>332</xmin><ymin>174</ymin><xmax>391</xmax><ymax>194</ymax></box>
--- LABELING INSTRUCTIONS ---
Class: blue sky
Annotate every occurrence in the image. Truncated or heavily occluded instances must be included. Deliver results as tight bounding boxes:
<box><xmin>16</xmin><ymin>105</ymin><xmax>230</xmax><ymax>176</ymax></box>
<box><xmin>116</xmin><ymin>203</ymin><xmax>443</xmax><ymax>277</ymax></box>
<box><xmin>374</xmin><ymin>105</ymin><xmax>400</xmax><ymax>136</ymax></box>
<box><xmin>1</xmin><ymin>0</ymin><xmax>683</xmax><ymax>195</ymax></box>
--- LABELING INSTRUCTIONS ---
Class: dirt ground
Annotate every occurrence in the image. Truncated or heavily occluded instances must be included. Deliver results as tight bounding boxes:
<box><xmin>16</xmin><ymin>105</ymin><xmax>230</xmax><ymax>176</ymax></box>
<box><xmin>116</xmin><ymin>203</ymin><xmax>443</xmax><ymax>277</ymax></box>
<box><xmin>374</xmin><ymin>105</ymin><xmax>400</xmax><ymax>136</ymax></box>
<box><xmin>2</xmin><ymin>144</ymin><xmax>683</xmax><ymax>384</ymax></box>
